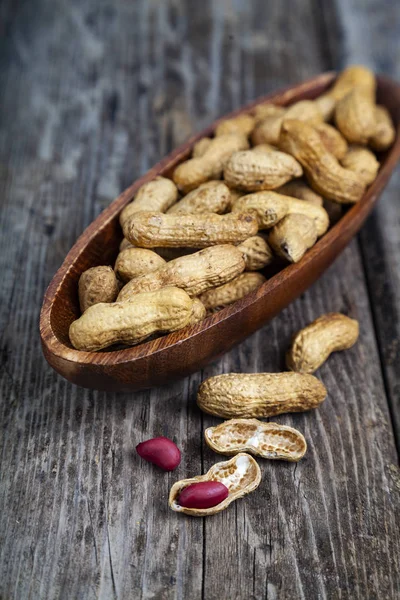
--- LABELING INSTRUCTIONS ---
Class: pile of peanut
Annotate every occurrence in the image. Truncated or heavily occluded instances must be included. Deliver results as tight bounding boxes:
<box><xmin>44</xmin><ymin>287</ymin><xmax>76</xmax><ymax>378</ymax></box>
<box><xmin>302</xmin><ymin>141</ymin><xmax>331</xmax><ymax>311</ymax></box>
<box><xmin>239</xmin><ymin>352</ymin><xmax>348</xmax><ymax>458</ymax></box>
<box><xmin>69</xmin><ymin>65</ymin><xmax>394</xmax><ymax>352</ymax></box>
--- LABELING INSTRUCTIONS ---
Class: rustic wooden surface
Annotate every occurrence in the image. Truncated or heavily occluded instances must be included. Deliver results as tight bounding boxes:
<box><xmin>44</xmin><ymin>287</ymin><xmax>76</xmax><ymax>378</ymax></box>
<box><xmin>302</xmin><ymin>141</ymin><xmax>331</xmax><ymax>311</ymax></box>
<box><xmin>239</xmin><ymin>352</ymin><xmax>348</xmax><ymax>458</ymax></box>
<box><xmin>0</xmin><ymin>1</ymin><xmax>399</xmax><ymax>599</ymax></box>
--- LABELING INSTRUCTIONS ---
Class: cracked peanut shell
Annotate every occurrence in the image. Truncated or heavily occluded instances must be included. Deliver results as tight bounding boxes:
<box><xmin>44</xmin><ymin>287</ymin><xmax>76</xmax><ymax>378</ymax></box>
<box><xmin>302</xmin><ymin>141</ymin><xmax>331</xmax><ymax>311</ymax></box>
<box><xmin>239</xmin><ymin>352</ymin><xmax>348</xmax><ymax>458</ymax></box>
<box><xmin>169</xmin><ymin>453</ymin><xmax>261</xmax><ymax>516</ymax></box>
<box><xmin>205</xmin><ymin>419</ymin><xmax>307</xmax><ymax>461</ymax></box>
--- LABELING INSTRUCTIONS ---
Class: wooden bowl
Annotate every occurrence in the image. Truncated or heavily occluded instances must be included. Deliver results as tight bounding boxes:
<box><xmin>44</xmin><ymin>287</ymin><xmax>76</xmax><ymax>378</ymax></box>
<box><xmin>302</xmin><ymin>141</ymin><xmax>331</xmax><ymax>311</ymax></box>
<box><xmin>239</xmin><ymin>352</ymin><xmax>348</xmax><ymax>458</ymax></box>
<box><xmin>40</xmin><ymin>72</ymin><xmax>400</xmax><ymax>392</ymax></box>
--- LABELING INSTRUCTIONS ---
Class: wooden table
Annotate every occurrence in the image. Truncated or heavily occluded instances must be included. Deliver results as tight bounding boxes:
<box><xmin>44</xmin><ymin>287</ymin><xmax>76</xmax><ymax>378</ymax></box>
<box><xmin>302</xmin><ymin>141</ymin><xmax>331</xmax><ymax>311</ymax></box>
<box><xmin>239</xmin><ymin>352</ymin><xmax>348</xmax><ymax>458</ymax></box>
<box><xmin>1</xmin><ymin>1</ymin><xmax>399</xmax><ymax>598</ymax></box>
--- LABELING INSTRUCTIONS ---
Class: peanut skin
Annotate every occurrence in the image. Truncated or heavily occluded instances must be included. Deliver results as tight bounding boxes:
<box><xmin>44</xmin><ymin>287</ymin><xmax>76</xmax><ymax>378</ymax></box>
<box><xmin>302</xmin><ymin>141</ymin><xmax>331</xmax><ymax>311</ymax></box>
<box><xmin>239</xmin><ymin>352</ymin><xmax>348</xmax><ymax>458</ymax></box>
<box><xmin>114</xmin><ymin>248</ymin><xmax>166</xmax><ymax>283</ymax></box>
<box><xmin>173</xmin><ymin>133</ymin><xmax>249</xmax><ymax>193</ymax></box>
<box><xmin>69</xmin><ymin>287</ymin><xmax>195</xmax><ymax>351</ymax></box>
<box><xmin>199</xmin><ymin>272</ymin><xmax>266</xmax><ymax>311</ymax></box>
<box><xmin>268</xmin><ymin>214</ymin><xmax>318</xmax><ymax>263</ymax></box>
<box><xmin>280</xmin><ymin>119</ymin><xmax>366</xmax><ymax>204</ymax></box>
<box><xmin>119</xmin><ymin>176</ymin><xmax>179</xmax><ymax>227</ymax></box>
<box><xmin>197</xmin><ymin>372</ymin><xmax>327</xmax><ymax>418</ymax></box>
<box><xmin>286</xmin><ymin>313</ymin><xmax>359</xmax><ymax>373</ymax></box>
<box><xmin>78</xmin><ymin>266</ymin><xmax>119</xmax><ymax>313</ymax></box>
<box><xmin>123</xmin><ymin>211</ymin><xmax>258</xmax><ymax>248</ymax></box>
<box><xmin>223</xmin><ymin>149</ymin><xmax>303</xmax><ymax>192</ymax></box>
<box><xmin>117</xmin><ymin>245</ymin><xmax>246</xmax><ymax>300</ymax></box>
<box><xmin>167</xmin><ymin>181</ymin><xmax>231</xmax><ymax>214</ymax></box>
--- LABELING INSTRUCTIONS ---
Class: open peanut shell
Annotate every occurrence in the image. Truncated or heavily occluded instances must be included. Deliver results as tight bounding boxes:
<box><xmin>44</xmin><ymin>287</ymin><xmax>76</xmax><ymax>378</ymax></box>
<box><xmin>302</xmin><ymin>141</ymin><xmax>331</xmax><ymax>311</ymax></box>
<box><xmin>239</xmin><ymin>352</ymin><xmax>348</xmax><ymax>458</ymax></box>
<box><xmin>205</xmin><ymin>418</ymin><xmax>307</xmax><ymax>462</ymax></box>
<box><xmin>169</xmin><ymin>453</ymin><xmax>261</xmax><ymax>516</ymax></box>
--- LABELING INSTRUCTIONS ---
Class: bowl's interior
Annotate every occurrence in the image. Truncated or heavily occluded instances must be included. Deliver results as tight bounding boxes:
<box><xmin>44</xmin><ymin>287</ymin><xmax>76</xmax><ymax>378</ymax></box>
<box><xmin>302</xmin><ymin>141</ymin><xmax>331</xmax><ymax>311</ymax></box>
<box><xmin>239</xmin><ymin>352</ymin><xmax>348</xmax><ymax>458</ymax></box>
<box><xmin>48</xmin><ymin>73</ymin><xmax>399</xmax><ymax>357</ymax></box>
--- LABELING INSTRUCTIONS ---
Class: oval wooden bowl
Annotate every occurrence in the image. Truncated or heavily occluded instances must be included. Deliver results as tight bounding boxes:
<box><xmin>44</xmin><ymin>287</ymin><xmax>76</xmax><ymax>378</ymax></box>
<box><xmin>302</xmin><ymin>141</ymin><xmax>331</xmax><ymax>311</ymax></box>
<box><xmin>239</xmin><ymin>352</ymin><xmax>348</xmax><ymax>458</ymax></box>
<box><xmin>40</xmin><ymin>72</ymin><xmax>400</xmax><ymax>392</ymax></box>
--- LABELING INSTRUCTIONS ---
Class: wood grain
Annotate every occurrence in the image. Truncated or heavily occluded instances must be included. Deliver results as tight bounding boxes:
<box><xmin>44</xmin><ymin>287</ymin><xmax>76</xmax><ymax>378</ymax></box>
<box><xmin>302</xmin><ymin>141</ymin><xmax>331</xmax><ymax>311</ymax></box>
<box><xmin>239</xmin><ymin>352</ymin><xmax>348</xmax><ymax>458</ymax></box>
<box><xmin>0</xmin><ymin>1</ymin><xmax>399</xmax><ymax>599</ymax></box>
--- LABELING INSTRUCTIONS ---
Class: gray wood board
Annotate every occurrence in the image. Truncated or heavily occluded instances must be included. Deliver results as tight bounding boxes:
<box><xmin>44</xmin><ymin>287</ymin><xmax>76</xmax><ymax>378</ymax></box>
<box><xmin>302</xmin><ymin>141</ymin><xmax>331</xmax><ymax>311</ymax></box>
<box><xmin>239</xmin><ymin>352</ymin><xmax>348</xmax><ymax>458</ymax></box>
<box><xmin>0</xmin><ymin>0</ymin><xmax>399</xmax><ymax>599</ymax></box>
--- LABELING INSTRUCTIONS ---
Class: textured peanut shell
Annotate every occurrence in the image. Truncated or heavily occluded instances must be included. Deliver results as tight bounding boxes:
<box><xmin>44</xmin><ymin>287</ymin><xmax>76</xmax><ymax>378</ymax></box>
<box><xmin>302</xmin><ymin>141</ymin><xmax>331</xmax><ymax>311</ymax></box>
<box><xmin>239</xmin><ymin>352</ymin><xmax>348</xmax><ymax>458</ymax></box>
<box><xmin>253</xmin><ymin>103</ymin><xmax>285</xmax><ymax>122</ymax></box>
<box><xmin>78</xmin><ymin>266</ymin><xmax>119</xmax><ymax>313</ymax></box>
<box><xmin>205</xmin><ymin>419</ymin><xmax>307</xmax><ymax>461</ymax></box>
<box><xmin>280</xmin><ymin>119</ymin><xmax>366</xmax><ymax>204</ymax></box>
<box><xmin>215</xmin><ymin>114</ymin><xmax>255</xmax><ymax>137</ymax></box>
<box><xmin>223</xmin><ymin>149</ymin><xmax>303</xmax><ymax>192</ymax></box>
<box><xmin>197</xmin><ymin>372</ymin><xmax>327</xmax><ymax>418</ymax></box>
<box><xmin>287</xmin><ymin>313</ymin><xmax>359</xmax><ymax>374</ymax></box>
<box><xmin>231</xmin><ymin>191</ymin><xmax>289</xmax><ymax>229</ymax></box>
<box><xmin>167</xmin><ymin>181</ymin><xmax>231</xmax><ymax>214</ymax></box>
<box><xmin>284</xmin><ymin>100</ymin><xmax>324</xmax><ymax>124</ymax></box>
<box><xmin>237</xmin><ymin>235</ymin><xmax>274</xmax><ymax>270</ymax></box>
<box><xmin>172</xmin><ymin>133</ymin><xmax>249</xmax><ymax>193</ymax></box>
<box><xmin>117</xmin><ymin>245</ymin><xmax>246</xmax><ymax>300</ymax></box>
<box><xmin>369</xmin><ymin>106</ymin><xmax>396</xmax><ymax>151</ymax></box>
<box><xmin>251</xmin><ymin>115</ymin><xmax>283</xmax><ymax>146</ymax></box>
<box><xmin>69</xmin><ymin>287</ymin><xmax>194</xmax><ymax>351</ymax></box>
<box><xmin>268</xmin><ymin>214</ymin><xmax>318</xmax><ymax>263</ymax></box>
<box><xmin>277</xmin><ymin>180</ymin><xmax>324</xmax><ymax>206</ymax></box>
<box><xmin>251</xmin><ymin>143</ymin><xmax>280</xmax><ymax>154</ymax></box>
<box><xmin>169</xmin><ymin>453</ymin><xmax>261</xmax><ymax>516</ymax></box>
<box><xmin>335</xmin><ymin>88</ymin><xmax>376</xmax><ymax>145</ymax></box>
<box><xmin>114</xmin><ymin>248</ymin><xmax>166</xmax><ymax>283</ymax></box>
<box><xmin>329</xmin><ymin>65</ymin><xmax>376</xmax><ymax>101</ymax></box>
<box><xmin>192</xmin><ymin>137</ymin><xmax>212</xmax><ymax>158</ymax></box>
<box><xmin>123</xmin><ymin>211</ymin><xmax>258</xmax><ymax>248</ymax></box>
<box><xmin>314</xmin><ymin>94</ymin><xmax>337</xmax><ymax>121</ymax></box>
<box><xmin>341</xmin><ymin>145</ymin><xmax>380</xmax><ymax>185</ymax></box>
<box><xmin>199</xmin><ymin>272</ymin><xmax>266</xmax><ymax>311</ymax></box>
<box><xmin>284</xmin><ymin>197</ymin><xmax>329</xmax><ymax>236</ymax></box>
<box><xmin>314</xmin><ymin>123</ymin><xmax>348</xmax><ymax>160</ymax></box>
<box><xmin>119</xmin><ymin>176</ymin><xmax>178</xmax><ymax>226</ymax></box>
<box><xmin>188</xmin><ymin>298</ymin><xmax>207</xmax><ymax>325</ymax></box>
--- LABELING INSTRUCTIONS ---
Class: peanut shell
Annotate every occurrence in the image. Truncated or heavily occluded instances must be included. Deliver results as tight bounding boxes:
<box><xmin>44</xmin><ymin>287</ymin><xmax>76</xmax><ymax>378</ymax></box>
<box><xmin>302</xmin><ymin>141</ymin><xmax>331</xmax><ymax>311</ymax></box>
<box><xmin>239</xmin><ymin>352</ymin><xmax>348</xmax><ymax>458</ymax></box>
<box><xmin>268</xmin><ymin>214</ymin><xmax>318</xmax><ymax>263</ymax></box>
<box><xmin>78</xmin><ymin>266</ymin><xmax>119</xmax><ymax>313</ymax></box>
<box><xmin>167</xmin><ymin>181</ymin><xmax>231</xmax><ymax>214</ymax></box>
<box><xmin>199</xmin><ymin>272</ymin><xmax>266</xmax><ymax>311</ymax></box>
<box><xmin>114</xmin><ymin>248</ymin><xmax>166</xmax><ymax>283</ymax></box>
<box><xmin>169</xmin><ymin>453</ymin><xmax>261</xmax><ymax>516</ymax></box>
<box><xmin>119</xmin><ymin>176</ymin><xmax>178</xmax><ymax>226</ymax></box>
<box><xmin>205</xmin><ymin>419</ymin><xmax>307</xmax><ymax>461</ymax></box>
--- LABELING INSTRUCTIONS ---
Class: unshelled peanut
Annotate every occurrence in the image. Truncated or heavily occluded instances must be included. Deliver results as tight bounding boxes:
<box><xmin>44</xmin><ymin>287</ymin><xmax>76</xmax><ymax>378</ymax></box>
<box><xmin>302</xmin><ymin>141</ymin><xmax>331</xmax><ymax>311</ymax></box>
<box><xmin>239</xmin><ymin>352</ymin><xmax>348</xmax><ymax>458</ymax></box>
<box><xmin>286</xmin><ymin>313</ymin><xmax>359</xmax><ymax>373</ymax></box>
<box><xmin>119</xmin><ymin>176</ymin><xmax>178</xmax><ymax>227</ymax></box>
<box><xmin>169</xmin><ymin>453</ymin><xmax>261</xmax><ymax>516</ymax></box>
<box><xmin>197</xmin><ymin>372</ymin><xmax>327</xmax><ymax>418</ymax></box>
<box><xmin>114</xmin><ymin>248</ymin><xmax>166</xmax><ymax>283</ymax></box>
<box><xmin>117</xmin><ymin>245</ymin><xmax>246</xmax><ymax>300</ymax></box>
<box><xmin>335</xmin><ymin>88</ymin><xmax>376</xmax><ymax>145</ymax></box>
<box><xmin>123</xmin><ymin>211</ymin><xmax>258</xmax><ymax>248</ymax></box>
<box><xmin>277</xmin><ymin>180</ymin><xmax>324</xmax><ymax>206</ymax></box>
<box><xmin>78</xmin><ymin>266</ymin><xmax>119</xmax><ymax>313</ymax></box>
<box><xmin>341</xmin><ymin>146</ymin><xmax>380</xmax><ymax>185</ymax></box>
<box><xmin>199</xmin><ymin>272</ymin><xmax>266</xmax><ymax>311</ymax></box>
<box><xmin>192</xmin><ymin>137</ymin><xmax>212</xmax><ymax>158</ymax></box>
<box><xmin>237</xmin><ymin>235</ymin><xmax>274</xmax><ymax>270</ymax></box>
<box><xmin>314</xmin><ymin>123</ymin><xmax>348</xmax><ymax>160</ymax></box>
<box><xmin>369</xmin><ymin>106</ymin><xmax>396</xmax><ymax>151</ymax></box>
<box><xmin>173</xmin><ymin>133</ymin><xmax>249</xmax><ymax>193</ymax></box>
<box><xmin>268</xmin><ymin>214</ymin><xmax>318</xmax><ymax>263</ymax></box>
<box><xmin>251</xmin><ymin>100</ymin><xmax>323</xmax><ymax>146</ymax></box>
<box><xmin>69</xmin><ymin>287</ymin><xmax>195</xmax><ymax>351</ymax></box>
<box><xmin>231</xmin><ymin>191</ymin><xmax>289</xmax><ymax>229</ymax></box>
<box><xmin>215</xmin><ymin>114</ymin><xmax>255</xmax><ymax>137</ymax></box>
<box><xmin>167</xmin><ymin>181</ymin><xmax>231</xmax><ymax>214</ymax></box>
<box><xmin>205</xmin><ymin>419</ymin><xmax>307</xmax><ymax>461</ymax></box>
<box><xmin>223</xmin><ymin>149</ymin><xmax>303</xmax><ymax>192</ymax></box>
<box><xmin>280</xmin><ymin>119</ymin><xmax>366</xmax><ymax>204</ymax></box>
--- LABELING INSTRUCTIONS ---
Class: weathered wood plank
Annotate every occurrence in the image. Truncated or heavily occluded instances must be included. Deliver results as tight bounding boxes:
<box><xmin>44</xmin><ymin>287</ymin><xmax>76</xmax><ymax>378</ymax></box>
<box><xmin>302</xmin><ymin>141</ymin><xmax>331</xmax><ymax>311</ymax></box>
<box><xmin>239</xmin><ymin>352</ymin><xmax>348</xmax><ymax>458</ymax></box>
<box><xmin>321</xmin><ymin>0</ymin><xmax>400</xmax><ymax>448</ymax></box>
<box><xmin>0</xmin><ymin>1</ymin><xmax>399</xmax><ymax>599</ymax></box>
